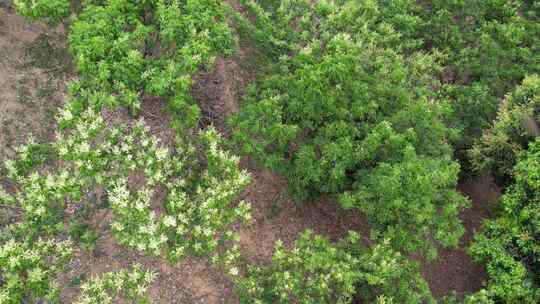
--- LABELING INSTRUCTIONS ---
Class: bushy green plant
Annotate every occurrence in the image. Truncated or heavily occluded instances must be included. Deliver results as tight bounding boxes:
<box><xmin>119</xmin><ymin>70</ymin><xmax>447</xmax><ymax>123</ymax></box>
<box><xmin>236</xmin><ymin>0</ymin><xmax>424</xmax><ymax>59</ymax></box>
<box><xmin>1</xmin><ymin>105</ymin><xmax>250</xmax><ymax>300</ymax></box>
<box><xmin>235</xmin><ymin>231</ymin><xmax>361</xmax><ymax>304</ymax></box>
<box><xmin>0</xmin><ymin>238</ymin><xmax>72</xmax><ymax>304</ymax></box>
<box><xmin>75</xmin><ymin>265</ymin><xmax>155</xmax><ymax>304</ymax></box>
<box><xmin>235</xmin><ymin>231</ymin><xmax>433</xmax><ymax>303</ymax></box>
<box><xmin>236</xmin><ymin>0</ymin><xmax>540</xmax><ymax>171</ymax></box>
<box><xmin>470</xmin><ymin>74</ymin><xmax>540</xmax><ymax>185</ymax></box>
<box><xmin>341</xmin><ymin>146</ymin><xmax>467</xmax><ymax>259</ymax></box>
<box><xmin>355</xmin><ymin>239</ymin><xmax>434</xmax><ymax>303</ymax></box>
<box><xmin>14</xmin><ymin>0</ymin><xmax>71</xmax><ymax>24</ymax></box>
<box><xmin>231</xmin><ymin>0</ymin><xmax>468</xmax><ymax>258</ymax></box>
<box><xmin>17</xmin><ymin>0</ymin><xmax>235</xmax><ymax>125</ymax></box>
<box><xmin>470</xmin><ymin>139</ymin><xmax>540</xmax><ymax>302</ymax></box>
<box><xmin>67</xmin><ymin>0</ymin><xmax>234</xmax><ymax>129</ymax></box>
<box><xmin>68</xmin><ymin>221</ymin><xmax>98</xmax><ymax>252</ymax></box>
<box><xmin>442</xmin><ymin>290</ymin><xmax>493</xmax><ymax>304</ymax></box>
<box><xmin>426</xmin><ymin>0</ymin><xmax>539</xmax><ymax>96</ymax></box>
<box><xmin>422</xmin><ymin>0</ymin><xmax>540</xmax><ymax>154</ymax></box>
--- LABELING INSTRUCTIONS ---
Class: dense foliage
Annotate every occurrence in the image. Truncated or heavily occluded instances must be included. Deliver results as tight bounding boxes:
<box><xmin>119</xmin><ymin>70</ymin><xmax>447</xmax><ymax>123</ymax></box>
<box><xmin>235</xmin><ymin>0</ymin><xmax>540</xmax><ymax>156</ymax></box>
<box><xmin>470</xmin><ymin>139</ymin><xmax>540</xmax><ymax>302</ymax></box>
<box><xmin>235</xmin><ymin>231</ymin><xmax>433</xmax><ymax>304</ymax></box>
<box><xmin>7</xmin><ymin>0</ymin><xmax>540</xmax><ymax>303</ymax></box>
<box><xmin>470</xmin><ymin>75</ymin><xmax>540</xmax><ymax>185</ymax></box>
<box><xmin>67</xmin><ymin>0</ymin><xmax>234</xmax><ymax>130</ymax></box>
<box><xmin>423</xmin><ymin>0</ymin><xmax>540</xmax><ymax>153</ymax></box>
<box><xmin>14</xmin><ymin>0</ymin><xmax>70</xmax><ymax>23</ymax></box>
<box><xmin>0</xmin><ymin>239</ymin><xmax>72</xmax><ymax>303</ymax></box>
<box><xmin>236</xmin><ymin>231</ymin><xmax>362</xmax><ymax>304</ymax></box>
<box><xmin>231</xmin><ymin>0</ymin><xmax>468</xmax><ymax>258</ymax></box>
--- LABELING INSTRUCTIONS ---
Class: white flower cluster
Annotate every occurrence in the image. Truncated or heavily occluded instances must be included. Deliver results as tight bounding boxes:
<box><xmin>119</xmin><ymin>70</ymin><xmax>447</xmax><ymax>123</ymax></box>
<box><xmin>163</xmin><ymin>128</ymin><xmax>251</xmax><ymax>262</ymax></box>
<box><xmin>2</xmin><ymin>106</ymin><xmax>251</xmax><ymax>300</ymax></box>
<box><xmin>109</xmin><ymin>180</ymin><xmax>167</xmax><ymax>257</ymax></box>
<box><xmin>5</xmin><ymin>166</ymin><xmax>84</xmax><ymax>235</ymax></box>
<box><xmin>56</xmin><ymin>109</ymin><xmax>252</xmax><ymax>261</ymax></box>
<box><xmin>75</xmin><ymin>264</ymin><xmax>156</xmax><ymax>304</ymax></box>
<box><xmin>0</xmin><ymin>239</ymin><xmax>72</xmax><ymax>303</ymax></box>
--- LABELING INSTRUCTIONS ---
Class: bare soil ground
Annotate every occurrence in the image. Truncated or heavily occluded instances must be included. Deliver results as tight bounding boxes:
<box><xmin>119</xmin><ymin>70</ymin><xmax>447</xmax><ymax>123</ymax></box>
<box><xmin>0</xmin><ymin>7</ymin><xmax>69</xmax><ymax>160</ymax></box>
<box><xmin>421</xmin><ymin>175</ymin><xmax>500</xmax><ymax>298</ymax></box>
<box><xmin>0</xmin><ymin>6</ymin><xmax>501</xmax><ymax>303</ymax></box>
<box><xmin>0</xmin><ymin>6</ymin><xmax>70</xmax><ymax>227</ymax></box>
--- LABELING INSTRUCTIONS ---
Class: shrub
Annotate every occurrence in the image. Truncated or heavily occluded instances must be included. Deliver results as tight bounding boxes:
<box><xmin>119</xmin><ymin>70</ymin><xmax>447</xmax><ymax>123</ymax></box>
<box><xmin>423</xmin><ymin>0</ymin><xmax>540</xmax><ymax>154</ymax></box>
<box><xmin>67</xmin><ymin>0</ymin><xmax>234</xmax><ymax>129</ymax></box>
<box><xmin>236</xmin><ymin>231</ymin><xmax>361</xmax><ymax>304</ymax></box>
<box><xmin>14</xmin><ymin>0</ymin><xmax>70</xmax><ymax>24</ymax></box>
<box><xmin>1</xmin><ymin>106</ymin><xmax>250</xmax><ymax>299</ymax></box>
<box><xmin>470</xmin><ymin>74</ymin><xmax>540</xmax><ymax>185</ymax></box>
<box><xmin>235</xmin><ymin>231</ymin><xmax>434</xmax><ymax>303</ymax></box>
<box><xmin>470</xmin><ymin>139</ymin><xmax>540</xmax><ymax>302</ymax></box>
<box><xmin>6</xmin><ymin>107</ymin><xmax>251</xmax><ymax>261</ymax></box>
<box><xmin>0</xmin><ymin>239</ymin><xmax>72</xmax><ymax>304</ymax></box>
<box><xmin>75</xmin><ymin>265</ymin><xmax>155</xmax><ymax>304</ymax></box>
<box><xmin>231</xmin><ymin>0</ymin><xmax>468</xmax><ymax>258</ymax></box>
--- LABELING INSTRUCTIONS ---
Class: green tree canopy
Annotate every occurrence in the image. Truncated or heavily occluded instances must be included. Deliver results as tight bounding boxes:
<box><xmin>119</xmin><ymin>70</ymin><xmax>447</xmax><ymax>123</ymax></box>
<box><xmin>470</xmin><ymin>75</ymin><xmax>540</xmax><ymax>185</ymax></box>
<box><xmin>65</xmin><ymin>0</ymin><xmax>234</xmax><ymax>130</ymax></box>
<box><xmin>470</xmin><ymin>139</ymin><xmax>540</xmax><ymax>302</ymax></box>
<box><xmin>422</xmin><ymin>0</ymin><xmax>540</xmax><ymax>156</ymax></box>
<box><xmin>231</xmin><ymin>0</ymin><xmax>468</xmax><ymax>258</ymax></box>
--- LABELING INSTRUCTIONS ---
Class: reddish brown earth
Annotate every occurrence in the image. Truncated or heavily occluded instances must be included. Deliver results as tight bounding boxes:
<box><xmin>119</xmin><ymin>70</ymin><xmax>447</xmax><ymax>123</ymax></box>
<box><xmin>0</xmin><ymin>5</ymin><xmax>502</xmax><ymax>303</ymax></box>
<box><xmin>421</xmin><ymin>175</ymin><xmax>500</xmax><ymax>298</ymax></box>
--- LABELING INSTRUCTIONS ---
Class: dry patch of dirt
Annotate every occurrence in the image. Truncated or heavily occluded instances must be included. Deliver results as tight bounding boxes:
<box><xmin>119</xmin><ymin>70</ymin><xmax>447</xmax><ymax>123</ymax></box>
<box><xmin>192</xmin><ymin>50</ymin><xmax>257</xmax><ymax>136</ymax></box>
<box><xmin>235</xmin><ymin>163</ymin><xmax>370</xmax><ymax>264</ymax></box>
<box><xmin>0</xmin><ymin>7</ymin><xmax>70</xmax><ymax>227</ymax></box>
<box><xmin>60</xmin><ymin>228</ymin><xmax>229</xmax><ymax>303</ymax></box>
<box><xmin>0</xmin><ymin>8</ymin><xmax>70</xmax><ymax>161</ymax></box>
<box><xmin>421</xmin><ymin>175</ymin><xmax>500</xmax><ymax>298</ymax></box>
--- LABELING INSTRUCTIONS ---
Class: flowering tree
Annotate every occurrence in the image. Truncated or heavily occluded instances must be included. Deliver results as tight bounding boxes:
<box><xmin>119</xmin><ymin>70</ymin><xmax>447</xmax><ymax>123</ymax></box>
<box><xmin>75</xmin><ymin>265</ymin><xmax>155</xmax><ymax>304</ymax></box>
<box><xmin>0</xmin><ymin>239</ymin><xmax>72</xmax><ymax>303</ymax></box>
<box><xmin>0</xmin><ymin>107</ymin><xmax>251</xmax><ymax>301</ymax></box>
